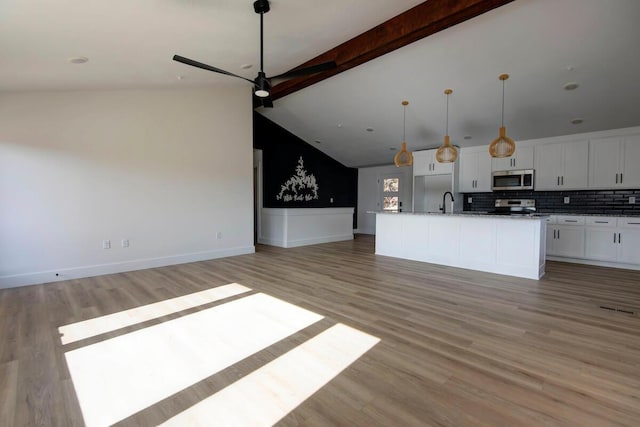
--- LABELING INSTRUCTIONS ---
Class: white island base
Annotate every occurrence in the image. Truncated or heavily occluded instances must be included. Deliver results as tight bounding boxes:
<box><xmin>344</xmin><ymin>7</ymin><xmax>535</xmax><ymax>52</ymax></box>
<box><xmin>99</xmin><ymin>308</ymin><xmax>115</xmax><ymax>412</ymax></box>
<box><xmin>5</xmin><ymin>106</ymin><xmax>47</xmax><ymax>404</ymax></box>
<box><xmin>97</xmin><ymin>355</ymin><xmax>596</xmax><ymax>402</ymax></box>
<box><xmin>375</xmin><ymin>212</ymin><xmax>546</xmax><ymax>279</ymax></box>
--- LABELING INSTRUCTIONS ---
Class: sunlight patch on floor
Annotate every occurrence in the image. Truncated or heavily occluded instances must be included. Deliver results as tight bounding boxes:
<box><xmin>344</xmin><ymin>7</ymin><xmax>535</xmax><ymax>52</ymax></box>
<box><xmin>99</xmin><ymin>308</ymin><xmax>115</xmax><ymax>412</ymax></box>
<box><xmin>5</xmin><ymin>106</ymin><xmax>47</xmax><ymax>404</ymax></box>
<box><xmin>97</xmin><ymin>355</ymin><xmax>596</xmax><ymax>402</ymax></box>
<box><xmin>64</xmin><ymin>292</ymin><xmax>323</xmax><ymax>427</ymax></box>
<box><xmin>161</xmin><ymin>323</ymin><xmax>380</xmax><ymax>427</ymax></box>
<box><xmin>59</xmin><ymin>283</ymin><xmax>251</xmax><ymax>344</ymax></box>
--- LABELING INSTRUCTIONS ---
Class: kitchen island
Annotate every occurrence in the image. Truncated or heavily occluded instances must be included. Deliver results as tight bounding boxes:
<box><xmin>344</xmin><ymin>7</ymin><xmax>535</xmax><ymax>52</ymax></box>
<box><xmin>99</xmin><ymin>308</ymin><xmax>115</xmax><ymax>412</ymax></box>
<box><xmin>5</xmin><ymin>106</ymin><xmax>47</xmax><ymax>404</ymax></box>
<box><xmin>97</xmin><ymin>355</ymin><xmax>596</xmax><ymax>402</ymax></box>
<box><xmin>374</xmin><ymin>212</ymin><xmax>547</xmax><ymax>279</ymax></box>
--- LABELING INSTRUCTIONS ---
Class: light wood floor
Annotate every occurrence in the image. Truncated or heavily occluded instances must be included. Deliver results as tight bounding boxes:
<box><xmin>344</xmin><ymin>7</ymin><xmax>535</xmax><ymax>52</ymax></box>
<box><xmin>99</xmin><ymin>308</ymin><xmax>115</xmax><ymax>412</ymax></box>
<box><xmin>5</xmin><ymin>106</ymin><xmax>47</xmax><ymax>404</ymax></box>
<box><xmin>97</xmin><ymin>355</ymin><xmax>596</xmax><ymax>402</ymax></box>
<box><xmin>1</xmin><ymin>235</ymin><xmax>640</xmax><ymax>426</ymax></box>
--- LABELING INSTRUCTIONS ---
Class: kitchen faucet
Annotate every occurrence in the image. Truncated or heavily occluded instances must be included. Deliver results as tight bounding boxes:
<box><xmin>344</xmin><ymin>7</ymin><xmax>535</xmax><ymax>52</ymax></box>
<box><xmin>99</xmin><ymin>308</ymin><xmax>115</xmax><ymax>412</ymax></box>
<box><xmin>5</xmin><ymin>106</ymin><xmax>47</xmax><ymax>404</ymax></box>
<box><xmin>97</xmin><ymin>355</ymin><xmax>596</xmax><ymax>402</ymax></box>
<box><xmin>442</xmin><ymin>191</ymin><xmax>455</xmax><ymax>214</ymax></box>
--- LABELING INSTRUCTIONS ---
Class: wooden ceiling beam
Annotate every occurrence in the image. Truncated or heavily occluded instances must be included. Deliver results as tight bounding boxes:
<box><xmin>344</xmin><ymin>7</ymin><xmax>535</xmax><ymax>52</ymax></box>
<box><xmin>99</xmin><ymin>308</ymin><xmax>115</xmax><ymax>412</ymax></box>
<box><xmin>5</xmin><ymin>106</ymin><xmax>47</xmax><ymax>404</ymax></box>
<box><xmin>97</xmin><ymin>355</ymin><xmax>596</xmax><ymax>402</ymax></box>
<box><xmin>270</xmin><ymin>0</ymin><xmax>515</xmax><ymax>101</ymax></box>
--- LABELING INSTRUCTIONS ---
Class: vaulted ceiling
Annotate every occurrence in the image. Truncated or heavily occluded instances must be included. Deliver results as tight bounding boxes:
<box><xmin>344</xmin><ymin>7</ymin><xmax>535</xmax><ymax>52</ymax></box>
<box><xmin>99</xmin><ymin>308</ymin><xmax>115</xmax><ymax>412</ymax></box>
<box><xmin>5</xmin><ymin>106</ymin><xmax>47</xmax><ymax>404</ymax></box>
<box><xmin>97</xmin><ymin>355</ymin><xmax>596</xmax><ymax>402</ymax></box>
<box><xmin>3</xmin><ymin>0</ymin><xmax>640</xmax><ymax>167</ymax></box>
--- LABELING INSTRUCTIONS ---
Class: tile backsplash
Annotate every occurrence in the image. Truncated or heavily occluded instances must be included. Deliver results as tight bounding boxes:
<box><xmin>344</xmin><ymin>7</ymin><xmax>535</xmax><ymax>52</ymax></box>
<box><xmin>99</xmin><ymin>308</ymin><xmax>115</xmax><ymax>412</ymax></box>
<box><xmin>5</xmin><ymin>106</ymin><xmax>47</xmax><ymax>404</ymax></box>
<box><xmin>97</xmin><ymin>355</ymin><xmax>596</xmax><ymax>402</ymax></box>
<box><xmin>463</xmin><ymin>189</ymin><xmax>640</xmax><ymax>216</ymax></box>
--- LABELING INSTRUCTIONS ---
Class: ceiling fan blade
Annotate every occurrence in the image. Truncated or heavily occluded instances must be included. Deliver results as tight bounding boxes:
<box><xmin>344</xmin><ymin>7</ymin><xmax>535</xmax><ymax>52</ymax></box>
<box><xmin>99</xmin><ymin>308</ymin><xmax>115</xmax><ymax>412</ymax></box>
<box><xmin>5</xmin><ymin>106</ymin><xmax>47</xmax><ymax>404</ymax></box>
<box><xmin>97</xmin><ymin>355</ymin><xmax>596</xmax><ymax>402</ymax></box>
<box><xmin>173</xmin><ymin>55</ymin><xmax>254</xmax><ymax>84</ymax></box>
<box><xmin>269</xmin><ymin>61</ymin><xmax>337</xmax><ymax>80</ymax></box>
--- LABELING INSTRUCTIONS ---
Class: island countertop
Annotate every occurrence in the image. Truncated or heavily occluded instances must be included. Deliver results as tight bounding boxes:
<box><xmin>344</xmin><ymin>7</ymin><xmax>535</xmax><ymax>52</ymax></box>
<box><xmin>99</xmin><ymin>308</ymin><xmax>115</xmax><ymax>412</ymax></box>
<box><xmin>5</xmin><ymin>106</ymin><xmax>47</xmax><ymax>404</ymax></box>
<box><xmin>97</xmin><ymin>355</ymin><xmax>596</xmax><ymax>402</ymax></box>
<box><xmin>369</xmin><ymin>211</ymin><xmax>549</xmax><ymax>220</ymax></box>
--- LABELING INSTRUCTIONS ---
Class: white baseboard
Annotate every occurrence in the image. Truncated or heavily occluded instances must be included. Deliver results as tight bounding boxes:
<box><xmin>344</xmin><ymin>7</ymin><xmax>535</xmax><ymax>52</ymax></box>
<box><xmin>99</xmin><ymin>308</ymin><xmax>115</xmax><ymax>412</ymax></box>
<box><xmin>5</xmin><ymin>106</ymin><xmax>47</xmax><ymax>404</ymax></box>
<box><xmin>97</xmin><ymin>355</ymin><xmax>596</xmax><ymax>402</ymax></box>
<box><xmin>547</xmin><ymin>256</ymin><xmax>640</xmax><ymax>271</ymax></box>
<box><xmin>0</xmin><ymin>246</ymin><xmax>255</xmax><ymax>289</ymax></box>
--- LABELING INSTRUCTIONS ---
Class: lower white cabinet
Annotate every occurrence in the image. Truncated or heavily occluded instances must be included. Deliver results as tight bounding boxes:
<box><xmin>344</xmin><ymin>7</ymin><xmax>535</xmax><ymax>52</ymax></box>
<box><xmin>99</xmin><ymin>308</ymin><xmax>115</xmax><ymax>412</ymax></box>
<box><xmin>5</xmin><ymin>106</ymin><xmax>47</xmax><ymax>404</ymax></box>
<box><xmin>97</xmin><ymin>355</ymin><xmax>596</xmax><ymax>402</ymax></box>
<box><xmin>546</xmin><ymin>216</ymin><xmax>585</xmax><ymax>258</ymax></box>
<box><xmin>585</xmin><ymin>217</ymin><xmax>640</xmax><ymax>264</ymax></box>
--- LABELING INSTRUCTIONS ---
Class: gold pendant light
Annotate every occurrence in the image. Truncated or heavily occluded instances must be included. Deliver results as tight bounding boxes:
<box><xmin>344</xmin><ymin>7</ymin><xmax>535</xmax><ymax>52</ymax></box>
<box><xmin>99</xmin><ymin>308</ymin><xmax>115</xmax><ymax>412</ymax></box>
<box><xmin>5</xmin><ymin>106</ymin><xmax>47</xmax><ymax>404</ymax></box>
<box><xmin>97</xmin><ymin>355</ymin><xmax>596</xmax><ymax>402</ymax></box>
<box><xmin>436</xmin><ymin>89</ymin><xmax>458</xmax><ymax>163</ymax></box>
<box><xmin>489</xmin><ymin>73</ymin><xmax>516</xmax><ymax>158</ymax></box>
<box><xmin>394</xmin><ymin>100</ymin><xmax>413</xmax><ymax>167</ymax></box>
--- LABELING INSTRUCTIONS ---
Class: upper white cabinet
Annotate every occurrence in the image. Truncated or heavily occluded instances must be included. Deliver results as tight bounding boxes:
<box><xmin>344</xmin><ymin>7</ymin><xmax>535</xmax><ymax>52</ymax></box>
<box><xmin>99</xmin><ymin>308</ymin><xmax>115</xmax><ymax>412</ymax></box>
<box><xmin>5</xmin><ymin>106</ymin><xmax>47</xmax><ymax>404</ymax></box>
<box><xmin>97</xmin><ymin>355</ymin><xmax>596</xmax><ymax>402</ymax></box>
<box><xmin>491</xmin><ymin>146</ymin><xmax>533</xmax><ymax>171</ymax></box>
<box><xmin>459</xmin><ymin>147</ymin><xmax>492</xmax><ymax>192</ymax></box>
<box><xmin>412</xmin><ymin>149</ymin><xmax>454</xmax><ymax>176</ymax></box>
<box><xmin>534</xmin><ymin>140</ymin><xmax>589</xmax><ymax>190</ymax></box>
<box><xmin>589</xmin><ymin>134</ymin><xmax>640</xmax><ymax>188</ymax></box>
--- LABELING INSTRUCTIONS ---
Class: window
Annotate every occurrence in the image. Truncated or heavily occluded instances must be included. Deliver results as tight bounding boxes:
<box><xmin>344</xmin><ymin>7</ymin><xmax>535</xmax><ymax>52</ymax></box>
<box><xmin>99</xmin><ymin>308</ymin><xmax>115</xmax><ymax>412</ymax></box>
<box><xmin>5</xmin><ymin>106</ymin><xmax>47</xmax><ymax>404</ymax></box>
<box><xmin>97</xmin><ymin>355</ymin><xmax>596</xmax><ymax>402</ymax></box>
<box><xmin>382</xmin><ymin>177</ymin><xmax>400</xmax><ymax>212</ymax></box>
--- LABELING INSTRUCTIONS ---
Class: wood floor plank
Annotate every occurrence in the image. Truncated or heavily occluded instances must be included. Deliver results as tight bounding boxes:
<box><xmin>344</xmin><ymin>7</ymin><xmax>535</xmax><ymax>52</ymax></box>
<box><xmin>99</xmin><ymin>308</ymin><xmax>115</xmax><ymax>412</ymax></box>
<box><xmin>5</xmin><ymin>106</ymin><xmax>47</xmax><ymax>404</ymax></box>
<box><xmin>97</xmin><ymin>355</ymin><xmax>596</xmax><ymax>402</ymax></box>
<box><xmin>1</xmin><ymin>235</ymin><xmax>640</xmax><ymax>426</ymax></box>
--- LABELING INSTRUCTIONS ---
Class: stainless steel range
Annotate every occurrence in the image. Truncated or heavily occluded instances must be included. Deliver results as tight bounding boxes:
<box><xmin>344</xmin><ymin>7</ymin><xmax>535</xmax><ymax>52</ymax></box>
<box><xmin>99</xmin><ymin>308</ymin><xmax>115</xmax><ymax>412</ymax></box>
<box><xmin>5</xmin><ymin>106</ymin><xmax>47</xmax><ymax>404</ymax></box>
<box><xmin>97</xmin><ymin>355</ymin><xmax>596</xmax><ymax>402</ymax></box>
<box><xmin>491</xmin><ymin>199</ymin><xmax>536</xmax><ymax>216</ymax></box>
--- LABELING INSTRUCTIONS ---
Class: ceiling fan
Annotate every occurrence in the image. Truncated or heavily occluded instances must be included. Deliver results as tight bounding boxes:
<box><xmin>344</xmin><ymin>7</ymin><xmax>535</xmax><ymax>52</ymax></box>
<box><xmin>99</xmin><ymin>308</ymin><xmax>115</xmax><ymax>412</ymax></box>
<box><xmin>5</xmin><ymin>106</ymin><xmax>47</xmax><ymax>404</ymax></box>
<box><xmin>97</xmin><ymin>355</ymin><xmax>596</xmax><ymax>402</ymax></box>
<box><xmin>173</xmin><ymin>0</ymin><xmax>337</xmax><ymax>108</ymax></box>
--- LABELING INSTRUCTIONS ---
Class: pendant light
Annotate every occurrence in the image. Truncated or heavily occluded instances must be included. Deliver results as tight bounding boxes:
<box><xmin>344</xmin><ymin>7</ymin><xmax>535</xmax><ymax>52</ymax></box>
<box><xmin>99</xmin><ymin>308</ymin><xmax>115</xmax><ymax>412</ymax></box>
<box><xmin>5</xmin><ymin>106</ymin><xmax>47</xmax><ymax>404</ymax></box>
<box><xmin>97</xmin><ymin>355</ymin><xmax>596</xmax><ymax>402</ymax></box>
<box><xmin>436</xmin><ymin>89</ymin><xmax>458</xmax><ymax>163</ymax></box>
<box><xmin>488</xmin><ymin>73</ymin><xmax>516</xmax><ymax>158</ymax></box>
<box><xmin>394</xmin><ymin>100</ymin><xmax>413</xmax><ymax>167</ymax></box>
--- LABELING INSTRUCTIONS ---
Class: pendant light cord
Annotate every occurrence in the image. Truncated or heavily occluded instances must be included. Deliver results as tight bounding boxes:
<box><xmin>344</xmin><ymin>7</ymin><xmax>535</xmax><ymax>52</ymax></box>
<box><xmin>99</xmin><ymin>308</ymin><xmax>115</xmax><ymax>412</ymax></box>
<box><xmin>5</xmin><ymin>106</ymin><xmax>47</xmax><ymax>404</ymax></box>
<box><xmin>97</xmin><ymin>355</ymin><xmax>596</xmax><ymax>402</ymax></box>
<box><xmin>501</xmin><ymin>78</ymin><xmax>505</xmax><ymax>127</ymax></box>
<box><xmin>445</xmin><ymin>92</ymin><xmax>450</xmax><ymax>136</ymax></box>
<box><xmin>403</xmin><ymin>103</ymin><xmax>406</xmax><ymax>142</ymax></box>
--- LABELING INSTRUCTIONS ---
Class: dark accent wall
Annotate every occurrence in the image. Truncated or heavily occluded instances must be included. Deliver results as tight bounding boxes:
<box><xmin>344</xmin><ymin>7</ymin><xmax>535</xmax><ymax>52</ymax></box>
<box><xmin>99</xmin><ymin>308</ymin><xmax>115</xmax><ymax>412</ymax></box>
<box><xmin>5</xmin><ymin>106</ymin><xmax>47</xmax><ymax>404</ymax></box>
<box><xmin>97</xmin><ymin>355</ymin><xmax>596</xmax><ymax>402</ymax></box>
<box><xmin>463</xmin><ymin>189</ymin><xmax>640</xmax><ymax>216</ymax></box>
<box><xmin>253</xmin><ymin>113</ymin><xmax>358</xmax><ymax>224</ymax></box>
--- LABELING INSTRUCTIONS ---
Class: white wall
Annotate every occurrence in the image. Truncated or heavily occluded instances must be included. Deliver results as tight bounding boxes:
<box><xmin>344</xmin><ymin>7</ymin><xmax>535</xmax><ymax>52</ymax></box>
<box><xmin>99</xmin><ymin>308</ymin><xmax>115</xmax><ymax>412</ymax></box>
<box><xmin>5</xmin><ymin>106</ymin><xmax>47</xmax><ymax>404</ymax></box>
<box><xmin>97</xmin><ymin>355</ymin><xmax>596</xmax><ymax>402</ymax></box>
<box><xmin>357</xmin><ymin>164</ymin><xmax>413</xmax><ymax>235</ymax></box>
<box><xmin>0</xmin><ymin>87</ymin><xmax>254</xmax><ymax>288</ymax></box>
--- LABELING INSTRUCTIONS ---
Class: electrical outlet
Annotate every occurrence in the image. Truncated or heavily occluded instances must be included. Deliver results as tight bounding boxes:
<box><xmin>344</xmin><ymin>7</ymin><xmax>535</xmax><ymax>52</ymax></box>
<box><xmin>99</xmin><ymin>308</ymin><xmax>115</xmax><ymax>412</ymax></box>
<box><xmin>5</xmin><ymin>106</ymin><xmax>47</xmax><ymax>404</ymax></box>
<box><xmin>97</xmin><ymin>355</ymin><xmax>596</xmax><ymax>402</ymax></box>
<box><xmin>102</xmin><ymin>239</ymin><xmax>111</xmax><ymax>249</ymax></box>
<box><xmin>467</xmin><ymin>197</ymin><xmax>473</xmax><ymax>204</ymax></box>
<box><xmin>564</xmin><ymin>196</ymin><xmax>570</xmax><ymax>204</ymax></box>
<box><xmin>121</xmin><ymin>239</ymin><xmax>129</xmax><ymax>248</ymax></box>
<box><xmin>216</xmin><ymin>232</ymin><xmax>222</xmax><ymax>240</ymax></box>
<box><xmin>330</xmin><ymin>197</ymin><xmax>334</xmax><ymax>203</ymax></box>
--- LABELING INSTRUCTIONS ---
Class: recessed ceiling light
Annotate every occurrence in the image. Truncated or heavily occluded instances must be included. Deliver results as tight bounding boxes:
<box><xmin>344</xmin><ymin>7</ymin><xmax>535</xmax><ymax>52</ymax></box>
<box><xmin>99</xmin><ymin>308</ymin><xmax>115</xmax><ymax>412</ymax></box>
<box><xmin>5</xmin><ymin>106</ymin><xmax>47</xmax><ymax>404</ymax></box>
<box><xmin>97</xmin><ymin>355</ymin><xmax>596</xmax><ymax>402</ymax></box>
<box><xmin>176</xmin><ymin>75</ymin><xmax>185</xmax><ymax>80</ymax></box>
<box><xmin>240</xmin><ymin>64</ymin><xmax>253</xmax><ymax>69</ymax></box>
<box><xmin>366</xmin><ymin>128</ymin><xmax>374</xmax><ymax>132</ymax></box>
<box><xmin>571</xmin><ymin>118</ymin><xmax>584</xmax><ymax>125</ymax></box>
<box><xmin>337</xmin><ymin>123</ymin><xmax>343</xmax><ymax>128</ymax></box>
<box><xmin>68</xmin><ymin>56</ymin><xmax>88</xmax><ymax>64</ymax></box>
<box><xmin>463</xmin><ymin>135</ymin><xmax>472</xmax><ymax>140</ymax></box>
<box><xmin>563</xmin><ymin>82</ymin><xmax>579</xmax><ymax>91</ymax></box>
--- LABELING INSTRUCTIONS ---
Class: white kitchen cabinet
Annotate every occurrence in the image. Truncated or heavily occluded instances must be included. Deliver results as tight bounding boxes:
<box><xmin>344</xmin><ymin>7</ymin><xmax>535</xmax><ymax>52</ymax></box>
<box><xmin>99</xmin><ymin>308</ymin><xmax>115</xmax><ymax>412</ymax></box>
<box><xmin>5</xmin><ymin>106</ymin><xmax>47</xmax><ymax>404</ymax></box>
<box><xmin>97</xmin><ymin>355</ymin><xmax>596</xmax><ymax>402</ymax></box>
<box><xmin>413</xmin><ymin>149</ymin><xmax>454</xmax><ymax>176</ymax></box>
<box><xmin>546</xmin><ymin>216</ymin><xmax>585</xmax><ymax>258</ymax></box>
<box><xmin>585</xmin><ymin>217</ymin><xmax>619</xmax><ymax>261</ymax></box>
<box><xmin>534</xmin><ymin>140</ymin><xmax>589</xmax><ymax>190</ymax></box>
<box><xmin>459</xmin><ymin>148</ymin><xmax>492</xmax><ymax>192</ymax></box>
<box><xmin>589</xmin><ymin>134</ymin><xmax>640</xmax><ymax>188</ymax></box>
<box><xmin>491</xmin><ymin>145</ymin><xmax>533</xmax><ymax>171</ymax></box>
<box><xmin>618</xmin><ymin>218</ymin><xmax>640</xmax><ymax>264</ymax></box>
<box><xmin>585</xmin><ymin>217</ymin><xmax>640</xmax><ymax>264</ymax></box>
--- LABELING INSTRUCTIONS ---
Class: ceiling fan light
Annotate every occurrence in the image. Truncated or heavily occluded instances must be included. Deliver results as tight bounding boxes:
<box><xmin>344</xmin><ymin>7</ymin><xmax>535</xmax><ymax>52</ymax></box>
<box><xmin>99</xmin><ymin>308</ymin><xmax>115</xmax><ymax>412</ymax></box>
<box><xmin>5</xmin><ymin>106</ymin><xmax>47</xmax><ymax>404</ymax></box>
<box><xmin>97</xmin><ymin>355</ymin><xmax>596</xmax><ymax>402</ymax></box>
<box><xmin>488</xmin><ymin>126</ymin><xmax>516</xmax><ymax>157</ymax></box>
<box><xmin>436</xmin><ymin>135</ymin><xmax>458</xmax><ymax>163</ymax></box>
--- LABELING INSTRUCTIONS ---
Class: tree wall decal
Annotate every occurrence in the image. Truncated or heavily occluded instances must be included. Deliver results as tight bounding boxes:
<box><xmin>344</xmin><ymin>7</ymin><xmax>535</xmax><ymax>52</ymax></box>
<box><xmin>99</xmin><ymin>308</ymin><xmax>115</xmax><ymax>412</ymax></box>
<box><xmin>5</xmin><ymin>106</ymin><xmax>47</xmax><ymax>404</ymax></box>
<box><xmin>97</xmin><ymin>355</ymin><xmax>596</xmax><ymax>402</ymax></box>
<box><xmin>276</xmin><ymin>157</ymin><xmax>319</xmax><ymax>202</ymax></box>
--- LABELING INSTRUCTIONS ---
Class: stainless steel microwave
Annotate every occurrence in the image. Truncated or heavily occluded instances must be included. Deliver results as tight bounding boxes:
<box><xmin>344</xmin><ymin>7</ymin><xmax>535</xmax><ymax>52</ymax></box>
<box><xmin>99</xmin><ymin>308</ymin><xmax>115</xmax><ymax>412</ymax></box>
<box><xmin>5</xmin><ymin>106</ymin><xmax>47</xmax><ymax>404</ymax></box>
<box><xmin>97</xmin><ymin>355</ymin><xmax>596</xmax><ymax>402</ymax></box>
<box><xmin>492</xmin><ymin>169</ymin><xmax>534</xmax><ymax>191</ymax></box>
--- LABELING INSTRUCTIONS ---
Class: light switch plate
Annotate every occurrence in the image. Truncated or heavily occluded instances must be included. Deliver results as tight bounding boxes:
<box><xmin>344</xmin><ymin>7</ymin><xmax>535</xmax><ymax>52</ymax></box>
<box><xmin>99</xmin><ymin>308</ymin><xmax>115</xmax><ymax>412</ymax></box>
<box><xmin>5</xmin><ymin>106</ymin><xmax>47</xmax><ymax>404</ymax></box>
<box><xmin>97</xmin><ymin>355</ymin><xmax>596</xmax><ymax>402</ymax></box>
<box><xmin>630</xmin><ymin>196</ymin><xmax>636</xmax><ymax>204</ymax></box>
<box><xmin>467</xmin><ymin>197</ymin><xmax>472</xmax><ymax>203</ymax></box>
<box><xmin>564</xmin><ymin>196</ymin><xmax>570</xmax><ymax>204</ymax></box>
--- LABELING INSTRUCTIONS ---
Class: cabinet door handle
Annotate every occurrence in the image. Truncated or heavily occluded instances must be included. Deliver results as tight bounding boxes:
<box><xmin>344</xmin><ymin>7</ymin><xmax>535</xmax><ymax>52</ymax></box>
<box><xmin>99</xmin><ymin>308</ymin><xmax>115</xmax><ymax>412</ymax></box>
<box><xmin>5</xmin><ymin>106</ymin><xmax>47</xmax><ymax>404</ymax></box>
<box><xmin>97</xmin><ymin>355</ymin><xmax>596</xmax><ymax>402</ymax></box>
<box><xmin>557</xmin><ymin>176</ymin><xmax>560</xmax><ymax>186</ymax></box>
<box><xmin>627</xmin><ymin>222</ymin><xmax>640</xmax><ymax>225</ymax></box>
<box><xmin>620</xmin><ymin>173</ymin><xmax>623</xmax><ymax>184</ymax></box>
<box><xmin>619</xmin><ymin>233</ymin><xmax>622</xmax><ymax>243</ymax></box>
<box><xmin>557</xmin><ymin>229</ymin><xmax>560</xmax><ymax>239</ymax></box>
<box><xmin>561</xmin><ymin>176</ymin><xmax>564</xmax><ymax>185</ymax></box>
<box><xmin>565</xmin><ymin>220</ymin><xmax>578</xmax><ymax>223</ymax></box>
<box><xmin>615</xmin><ymin>173</ymin><xmax>619</xmax><ymax>183</ymax></box>
<box><xmin>614</xmin><ymin>233</ymin><xmax>617</xmax><ymax>243</ymax></box>
<box><xmin>553</xmin><ymin>229</ymin><xmax>556</xmax><ymax>239</ymax></box>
